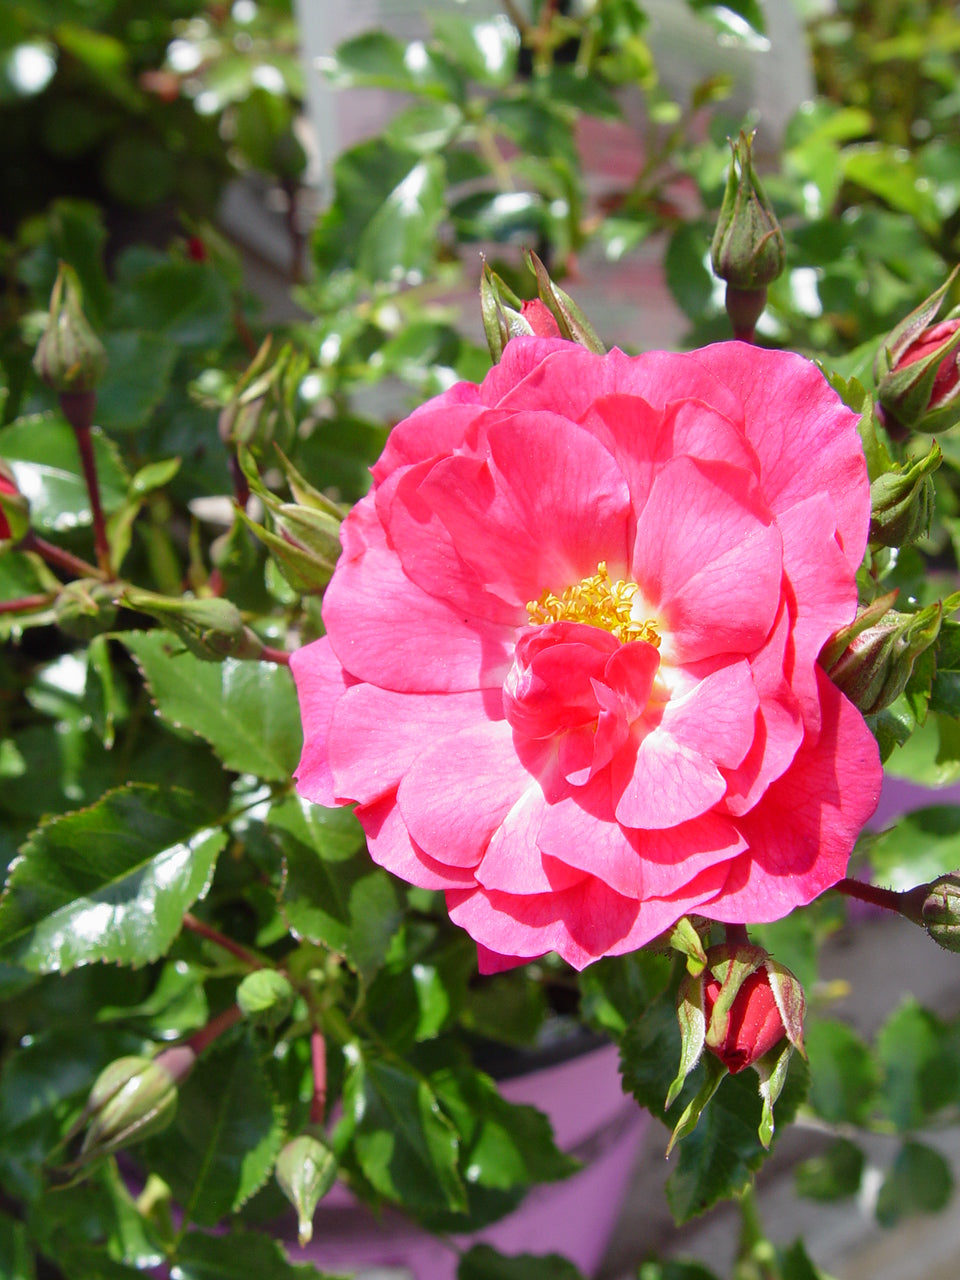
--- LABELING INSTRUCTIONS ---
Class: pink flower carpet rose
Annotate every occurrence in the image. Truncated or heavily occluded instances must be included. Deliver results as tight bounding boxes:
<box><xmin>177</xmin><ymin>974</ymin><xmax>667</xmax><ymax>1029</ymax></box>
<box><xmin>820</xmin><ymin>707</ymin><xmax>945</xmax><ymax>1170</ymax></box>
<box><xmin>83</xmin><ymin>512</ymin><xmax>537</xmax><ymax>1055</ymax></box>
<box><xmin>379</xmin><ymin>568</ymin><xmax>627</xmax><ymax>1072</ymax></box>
<box><xmin>292</xmin><ymin>337</ymin><xmax>882</xmax><ymax>971</ymax></box>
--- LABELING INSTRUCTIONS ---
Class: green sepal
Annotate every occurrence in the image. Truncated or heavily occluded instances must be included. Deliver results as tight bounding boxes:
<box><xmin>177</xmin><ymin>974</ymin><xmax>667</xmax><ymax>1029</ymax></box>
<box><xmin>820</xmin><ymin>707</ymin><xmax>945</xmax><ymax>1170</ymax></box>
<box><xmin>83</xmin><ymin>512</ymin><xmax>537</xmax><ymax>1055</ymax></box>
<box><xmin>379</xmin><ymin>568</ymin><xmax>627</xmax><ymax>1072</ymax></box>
<box><xmin>702</xmin><ymin>945</ymin><xmax>766</xmax><ymax>1052</ymax></box>
<box><xmin>666</xmin><ymin>1052</ymin><xmax>727</xmax><ymax>1157</ymax></box>
<box><xmin>524</xmin><ymin>250</ymin><xmax>606</xmax><ymax>353</ymax></box>
<box><xmin>480</xmin><ymin>261</ymin><xmax>534</xmax><ymax>363</ymax></box>
<box><xmin>665</xmin><ymin>971</ymin><xmax>707</xmax><ymax>1110</ymax></box>
<box><xmin>121</xmin><ymin>589</ymin><xmax>266</xmax><ymax>662</ymax></box>
<box><xmin>275</xmin><ymin>1133</ymin><xmax>338</xmax><ymax>1245</ymax></box>
<box><xmin>754</xmin><ymin>1038</ymin><xmax>793</xmax><ymax>1149</ymax></box>
<box><xmin>667</xmin><ymin>916</ymin><xmax>709</xmax><ymax>975</ymax></box>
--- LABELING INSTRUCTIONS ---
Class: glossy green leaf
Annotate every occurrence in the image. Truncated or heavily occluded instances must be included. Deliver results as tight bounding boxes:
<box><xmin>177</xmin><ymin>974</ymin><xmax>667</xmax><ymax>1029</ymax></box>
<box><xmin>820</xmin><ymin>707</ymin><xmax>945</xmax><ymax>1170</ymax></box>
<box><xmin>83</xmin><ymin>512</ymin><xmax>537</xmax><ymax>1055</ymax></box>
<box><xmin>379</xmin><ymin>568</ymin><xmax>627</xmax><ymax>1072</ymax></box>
<box><xmin>804</xmin><ymin>1020</ymin><xmax>877</xmax><ymax>1126</ymax></box>
<box><xmin>870</xmin><ymin>806</ymin><xmax>960</xmax><ymax>891</ymax></box>
<box><xmin>665</xmin><ymin>1056</ymin><xmax>809</xmax><ymax>1223</ymax></box>
<box><xmin>142</xmin><ymin>1036</ymin><xmax>284</xmax><ymax>1228</ymax></box>
<box><xmin>666</xmin><ymin>222</ymin><xmax>716</xmax><ymax>321</ymax></box>
<box><xmin>841</xmin><ymin>145</ymin><xmax>940</xmax><ymax>233</ymax></box>
<box><xmin>172</xmin><ymin>1229</ymin><xmax>335</xmax><ymax>1278</ymax></box>
<box><xmin>357</xmin><ymin>154</ymin><xmax>446</xmax><ymax>284</ymax></box>
<box><xmin>638</xmin><ymin>1263</ymin><xmax>720</xmax><ymax>1280</ymax></box>
<box><xmin>271</xmin><ymin>798</ymin><xmax>399</xmax><ymax>984</ymax></box>
<box><xmin>430</xmin><ymin>1061</ymin><xmax>577</xmax><ymax>1191</ymax></box>
<box><xmin>0</xmin><ymin>784</ymin><xmax>225</xmax><ymax>973</ymax></box>
<box><xmin>325</xmin><ymin>31</ymin><xmax>460</xmax><ymax>98</ymax></box>
<box><xmin>343</xmin><ymin>1048</ymin><xmax>466</xmax><ymax>1213</ymax></box>
<box><xmin>877</xmin><ymin>999</ymin><xmax>960</xmax><ymax>1130</ymax></box>
<box><xmin>875</xmin><ymin>1140</ymin><xmax>953</xmax><ymax>1226</ymax></box>
<box><xmin>31</xmin><ymin>1161</ymin><xmax>163</xmax><ymax>1269</ymax></box>
<box><xmin>96</xmin><ymin>331</ymin><xmax>179</xmax><ymax>431</ymax></box>
<box><xmin>459</xmin><ymin>1244</ymin><xmax>586</xmax><ymax>1280</ymax></box>
<box><xmin>794</xmin><ymin>1137</ymin><xmax>864</xmax><ymax>1201</ymax></box>
<box><xmin>110</xmin><ymin>261</ymin><xmax>232</xmax><ymax>349</ymax></box>
<box><xmin>430</xmin><ymin>14</ymin><xmax>518</xmax><ymax>86</ymax></box>
<box><xmin>384</xmin><ymin>101</ymin><xmax>463</xmax><ymax>153</ymax></box>
<box><xmin>0</xmin><ymin>414</ymin><xmax>128</xmax><ymax>532</ymax></box>
<box><xmin>122</xmin><ymin>632</ymin><xmax>301</xmax><ymax>782</ymax></box>
<box><xmin>686</xmin><ymin>0</ymin><xmax>766</xmax><ymax>36</ymax></box>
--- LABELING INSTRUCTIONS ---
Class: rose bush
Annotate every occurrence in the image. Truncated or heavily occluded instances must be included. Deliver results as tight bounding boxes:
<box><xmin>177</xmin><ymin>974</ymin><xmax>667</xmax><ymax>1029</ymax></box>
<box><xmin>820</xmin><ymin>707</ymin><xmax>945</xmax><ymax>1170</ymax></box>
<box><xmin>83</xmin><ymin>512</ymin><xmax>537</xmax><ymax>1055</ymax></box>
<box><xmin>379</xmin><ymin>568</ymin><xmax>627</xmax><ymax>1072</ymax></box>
<box><xmin>293</xmin><ymin>337</ymin><xmax>882</xmax><ymax>970</ymax></box>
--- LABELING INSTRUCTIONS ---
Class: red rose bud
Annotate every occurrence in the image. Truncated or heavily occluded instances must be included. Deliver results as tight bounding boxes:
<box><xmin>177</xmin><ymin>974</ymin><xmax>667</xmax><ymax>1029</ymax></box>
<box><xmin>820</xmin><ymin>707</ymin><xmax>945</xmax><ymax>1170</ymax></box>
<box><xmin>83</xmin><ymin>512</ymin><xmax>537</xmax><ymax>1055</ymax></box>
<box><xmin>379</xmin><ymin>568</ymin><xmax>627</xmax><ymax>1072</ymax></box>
<box><xmin>525</xmin><ymin>250</ymin><xmax>605</xmax><ymax>353</ymax></box>
<box><xmin>825</xmin><ymin>599</ymin><xmax>942</xmax><ymax>716</ymax></box>
<box><xmin>868</xmin><ymin>440</ymin><xmax>941</xmax><ymax>546</ymax></box>
<box><xmin>32</xmin><ymin>262</ymin><xmax>107</xmax><ymax>395</ymax></box>
<box><xmin>0</xmin><ymin>462</ymin><xmax>29</xmax><ymax>545</ymax></box>
<box><xmin>187</xmin><ymin>235</ymin><xmax>208</xmax><ymax>262</ymax></box>
<box><xmin>875</xmin><ymin>268</ymin><xmax>960</xmax><ymax>434</ymax></box>
<box><xmin>704</xmin><ymin>968</ymin><xmax>787</xmax><ymax>1073</ymax></box>
<box><xmin>711</xmin><ymin>131</ymin><xmax>785</xmax><ymax>291</ymax></box>
<box><xmin>921</xmin><ymin>873</ymin><xmax>960</xmax><ymax>953</ymax></box>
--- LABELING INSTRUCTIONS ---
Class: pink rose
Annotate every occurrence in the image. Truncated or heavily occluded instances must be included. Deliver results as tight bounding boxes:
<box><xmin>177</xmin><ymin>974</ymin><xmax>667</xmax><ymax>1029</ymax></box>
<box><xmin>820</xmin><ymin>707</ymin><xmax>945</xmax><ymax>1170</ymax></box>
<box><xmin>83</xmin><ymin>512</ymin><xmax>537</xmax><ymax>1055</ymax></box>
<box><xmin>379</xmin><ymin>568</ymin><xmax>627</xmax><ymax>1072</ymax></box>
<box><xmin>292</xmin><ymin>338</ymin><xmax>882</xmax><ymax>971</ymax></box>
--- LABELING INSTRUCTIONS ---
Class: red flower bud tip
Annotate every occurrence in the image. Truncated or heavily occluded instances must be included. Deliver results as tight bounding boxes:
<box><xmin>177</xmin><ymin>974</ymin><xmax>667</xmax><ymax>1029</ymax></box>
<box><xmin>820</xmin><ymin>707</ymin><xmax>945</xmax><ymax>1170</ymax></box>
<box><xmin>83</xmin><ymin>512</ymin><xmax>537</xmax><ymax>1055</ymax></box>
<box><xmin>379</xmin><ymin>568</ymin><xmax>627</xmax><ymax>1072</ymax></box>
<box><xmin>520</xmin><ymin>298</ymin><xmax>562</xmax><ymax>338</ymax></box>
<box><xmin>896</xmin><ymin>318</ymin><xmax>960</xmax><ymax>407</ymax></box>
<box><xmin>0</xmin><ymin>462</ymin><xmax>29</xmax><ymax>545</ymax></box>
<box><xmin>187</xmin><ymin>236</ymin><xmax>208</xmax><ymax>262</ymax></box>
<box><xmin>704</xmin><ymin>969</ymin><xmax>787</xmax><ymax>1074</ymax></box>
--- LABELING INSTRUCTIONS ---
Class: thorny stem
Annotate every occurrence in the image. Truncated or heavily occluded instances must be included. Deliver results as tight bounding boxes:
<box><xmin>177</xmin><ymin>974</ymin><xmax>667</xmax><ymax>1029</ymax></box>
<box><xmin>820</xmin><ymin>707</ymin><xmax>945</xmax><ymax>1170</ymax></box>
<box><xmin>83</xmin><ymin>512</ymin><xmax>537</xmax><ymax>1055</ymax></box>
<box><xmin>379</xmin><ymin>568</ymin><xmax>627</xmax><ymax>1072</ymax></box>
<box><xmin>0</xmin><ymin>593</ymin><xmax>55</xmax><ymax>615</ymax></box>
<box><xmin>834</xmin><ymin>877</ymin><xmax>926</xmax><ymax>923</ymax></box>
<box><xmin>22</xmin><ymin>531</ymin><xmax>101</xmax><ymax>580</ymax></box>
<box><xmin>182</xmin><ymin>912</ymin><xmax>264</xmax><ymax>969</ymax></box>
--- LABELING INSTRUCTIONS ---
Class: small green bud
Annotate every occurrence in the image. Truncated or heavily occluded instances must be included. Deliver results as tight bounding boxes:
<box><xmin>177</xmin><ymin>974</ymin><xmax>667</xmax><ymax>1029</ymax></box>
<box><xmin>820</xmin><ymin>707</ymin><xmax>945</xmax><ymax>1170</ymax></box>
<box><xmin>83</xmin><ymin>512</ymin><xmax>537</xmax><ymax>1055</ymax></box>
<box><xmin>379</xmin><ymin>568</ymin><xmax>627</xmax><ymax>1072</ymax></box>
<box><xmin>875</xmin><ymin>268</ymin><xmax>960</xmax><ymax>435</ymax></box>
<box><xmin>78</xmin><ymin>1055</ymin><xmax>178</xmax><ymax>1163</ymax></box>
<box><xmin>524</xmin><ymin>250</ymin><xmax>606</xmax><ymax>353</ymax></box>
<box><xmin>710</xmin><ymin>131</ymin><xmax>785</xmax><ymax>292</ymax></box>
<box><xmin>122</xmin><ymin>589</ymin><xmax>266</xmax><ymax>661</ymax></box>
<box><xmin>825</xmin><ymin>600</ymin><xmax>943</xmax><ymax>716</ymax></box>
<box><xmin>0</xmin><ymin>462</ymin><xmax>29</xmax><ymax>546</ymax></box>
<box><xmin>921</xmin><ymin>873</ymin><xmax>960</xmax><ymax>953</ymax></box>
<box><xmin>275</xmin><ymin>1135</ymin><xmax>338</xmax><ymax>1245</ymax></box>
<box><xmin>236</xmin><ymin>970</ymin><xmax>295</xmax><ymax>1026</ymax></box>
<box><xmin>217</xmin><ymin>339</ymin><xmax>305</xmax><ymax>461</ymax></box>
<box><xmin>869</xmin><ymin>441</ymin><xmax>942</xmax><ymax>546</ymax></box>
<box><xmin>32</xmin><ymin>263</ymin><xmax>107</xmax><ymax>395</ymax></box>
<box><xmin>53</xmin><ymin>579</ymin><xmax>118</xmax><ymax>640</ymax></box>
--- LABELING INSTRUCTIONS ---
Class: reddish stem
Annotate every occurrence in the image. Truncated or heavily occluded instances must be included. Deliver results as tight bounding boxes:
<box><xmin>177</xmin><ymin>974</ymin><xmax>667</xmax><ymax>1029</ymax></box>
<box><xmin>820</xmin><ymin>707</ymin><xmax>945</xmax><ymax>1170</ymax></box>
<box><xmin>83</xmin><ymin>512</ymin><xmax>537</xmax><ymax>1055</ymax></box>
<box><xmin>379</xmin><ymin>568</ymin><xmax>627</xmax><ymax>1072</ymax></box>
<box><xmin>23</xmin><ymin>532</ymin><xmax>101</xmax><ymax>580</ymax></box>
<box><xmin>73</xmin><ymin>425</ymin><xmax>112</xmax><ymax>574</ymax></box>
<box><xmin>260</xmin><ymin>645</ymin><xmax>291</xmax><ymax>667</ymax></box>
<box><xmin>0</xmin><ymin>593</ymin><xmax>55</xmax><ymax>615</ymax></box>
<box><xmin>182</xmin><ymin>912</ymin><xmax>263</xmax><ymax>968</ymax></box>
<box><xmin>834</xmin><ymin>877</ymin><xmax>926</xmax><ymax>923</ymax></box>
<box><xmin>725</xmin><ymin>923</ymin><xmax>751</xmax><ymax>947</ymax></box>
<box><xmin>188</xmin><ymin>1004</ymin><xmax>244</xmax><ymax>1056</ymax></box>
<box><xmin>310</xmin><ymin>1030</ymin><xmax>327</xmax><ymax>1125</ymax></box>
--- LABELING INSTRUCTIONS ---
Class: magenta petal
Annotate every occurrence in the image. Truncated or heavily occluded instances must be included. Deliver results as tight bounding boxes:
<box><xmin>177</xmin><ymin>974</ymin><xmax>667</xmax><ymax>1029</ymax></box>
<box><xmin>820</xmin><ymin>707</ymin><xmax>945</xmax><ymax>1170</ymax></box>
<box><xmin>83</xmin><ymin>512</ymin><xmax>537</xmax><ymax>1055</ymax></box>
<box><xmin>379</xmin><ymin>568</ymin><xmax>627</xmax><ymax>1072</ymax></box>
<box><xmin>323</xmin><ymin>538</ymin><xmax>515</xmax><ymax>693</ymax></box>
<box><xmin>358</xmin><ymin>794</ymin><xmax>476</xmax><ymax>891</ymax></box>
<box><xmin>328</xmin><ymin>685</ymin><xmax>497</xmax><ymax>804</ymax></box>
<box><xmin>446</xmin><ymin>876</ymin><xmax>639</xmax><ymax>970</ymax></box>
<box><xmin>631</xmin><ymin>456</ymin><xmax>782</xmax><ymax>662</ymax></box>
<box><xmin>291</xmin><ymin>636</ymin><xmax>354</xmax><ymax>807</ymax></box>
<box><xmin>691</xmin><ymin>342</ymin><xmax>869</xmax><ymax>568</ymax></box>
<box><xmin>399</xmin><ymin>721</ymin><xmax>548</xmax><ymax>868</ymax></box>
<box><xmin>660</xmin><ymin>660</ymin><xmax>758</xmax><ymax>769</ymax></box>
<box><xmin>476</xmin><ymin>786</ymin><xmax>586</xmax><ymax>895</ymax></box>
<box><xmin>538</xmin><ymin>776</ymin><xmax>643</xmax><ymax>898</ymax></box>
<box><xmin>614</xmin><ymin>728</ymin><xmax>727</xmax><ymax>830</ymax></box>
<box><xmin>605</xmin><ymin>862</ymin><xmax>733</xmax><ymax>955</ymax></box>
<box><xmin>418</xmin><ymin>412</ymin><xmax>631</xmax><ymax>606</ymax></box>
<box><xmin>371</xmin><ymin>396</ymin><xmax>483</xmax><ymax>484</ymax></box>
<box><xmin>703</xmin><ymin>669</ymin><xmax>882</xmax><ymax>922</ymax></box>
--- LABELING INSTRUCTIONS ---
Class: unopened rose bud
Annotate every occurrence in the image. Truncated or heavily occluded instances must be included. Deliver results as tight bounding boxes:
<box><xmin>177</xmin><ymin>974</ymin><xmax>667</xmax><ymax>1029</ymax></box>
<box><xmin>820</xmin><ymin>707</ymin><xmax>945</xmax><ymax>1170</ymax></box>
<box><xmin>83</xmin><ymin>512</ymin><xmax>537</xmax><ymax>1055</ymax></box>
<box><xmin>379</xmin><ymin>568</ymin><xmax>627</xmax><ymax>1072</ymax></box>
<box><xmin>480</xmin><ymin>262</ymin><xmax>537</xmax><ymax>362</ymax></box>
<box><xmin>275</xmin><ymin>1135</ymin><xmax>337</xmax><ymax>1245</ymax></box>
<box><xmin>218</xmin><ymin>339</ymin><xmax>303</xmax><ymax>461</ymax></box>
<box><xmin>32</xmin><ymin>263</ymin><xmax>107</xmax><ymax>396</ymax></box>
<box><xmin>666</xmin><ymin>943</ymin><xmax>804</xmax><ymax>1153</ymax></box>
<box><xmin>122</xmin><ymin>588</ymin><xmax>266</xmax><ymax>662</ymax></box>
<box><xmin>0</xmin><ymin>462</ymin><xmax>29</xmax><ymax>545</ymax></box>
<box><xmin>525</xmin><ymin>250</ymin><xmax>606</xmax><ymax>353</ymax></box>
<box><xmin>869</xmin><ymin>441</ymin><xmax>942</xmax><ymax>546</ymax></box>
<box><xmin>711</xmin><ymin>131</ymin><xmax>785</xmax><ymax>340</ymax></box>
<box><xmin>825</xmin><ymin>601</ymin><xmax>942</xmax><ymax>716</ymax></box>
<box><xmin>53</xmin><ymin>578</ymin><xmax>118</xmax><ymax>640</ymax></box>
<box><xmin>921</xmin><ymin>873</ymin><xmax>960</xmax><ymax>953</ymax></box>
<box><xmin>875</xmin><ymin>268</ymin><xmax>960</xmax><ymax>434</ymax></box>
<box><xmin>77</xmin><ymin>1055</ymin><xmax>178</xmax><ymax>1162</ymax></box>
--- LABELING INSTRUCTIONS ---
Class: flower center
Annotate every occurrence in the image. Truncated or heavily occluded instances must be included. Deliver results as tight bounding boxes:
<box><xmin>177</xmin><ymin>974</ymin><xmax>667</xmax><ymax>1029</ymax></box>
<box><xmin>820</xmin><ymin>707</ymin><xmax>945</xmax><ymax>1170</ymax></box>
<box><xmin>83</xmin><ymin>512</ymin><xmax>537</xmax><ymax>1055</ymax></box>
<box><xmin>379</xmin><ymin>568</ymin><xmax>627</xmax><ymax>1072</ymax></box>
<box><xmin>526</xmin><ymin>562</ymin><xmax>660</xmax><ymax>646</ymax></box>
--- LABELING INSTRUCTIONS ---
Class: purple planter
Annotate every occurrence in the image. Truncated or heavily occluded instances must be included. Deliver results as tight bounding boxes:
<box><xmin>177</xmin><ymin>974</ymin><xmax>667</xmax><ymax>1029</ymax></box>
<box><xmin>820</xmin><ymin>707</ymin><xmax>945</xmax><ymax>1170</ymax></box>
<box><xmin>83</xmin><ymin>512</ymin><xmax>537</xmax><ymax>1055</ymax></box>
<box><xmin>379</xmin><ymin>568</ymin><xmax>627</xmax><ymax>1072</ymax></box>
<box><xmin>283</xmin><ymin>1042</ymin><xmax>648</xmax><ymax>1279</ymax></box>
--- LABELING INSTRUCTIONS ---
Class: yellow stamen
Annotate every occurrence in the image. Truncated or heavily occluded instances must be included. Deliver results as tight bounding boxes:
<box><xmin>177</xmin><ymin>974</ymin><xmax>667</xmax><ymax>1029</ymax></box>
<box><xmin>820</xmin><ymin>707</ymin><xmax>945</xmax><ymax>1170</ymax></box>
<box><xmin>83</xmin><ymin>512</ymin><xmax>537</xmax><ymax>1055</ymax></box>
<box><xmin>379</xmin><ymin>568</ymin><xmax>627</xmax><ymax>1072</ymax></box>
<box><xmin>526</xmin><ymin>562</ymin><xmax>660</xmax><ymax>646</ymax></box>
